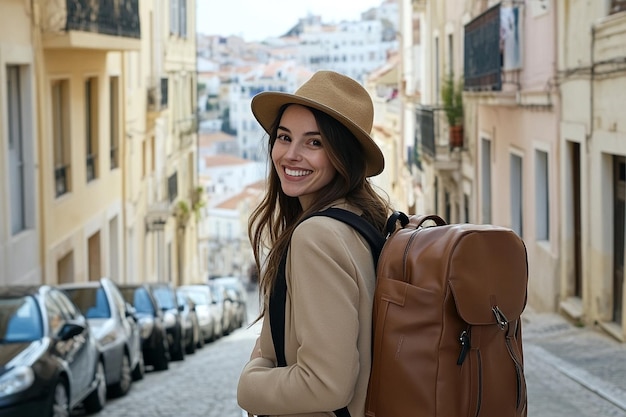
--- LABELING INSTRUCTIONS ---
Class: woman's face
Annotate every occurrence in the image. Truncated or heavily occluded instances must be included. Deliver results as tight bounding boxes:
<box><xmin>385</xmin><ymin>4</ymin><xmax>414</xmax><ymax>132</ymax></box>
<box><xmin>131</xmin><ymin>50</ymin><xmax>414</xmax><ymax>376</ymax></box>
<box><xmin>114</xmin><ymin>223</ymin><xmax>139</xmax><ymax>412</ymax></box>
<box><xmin>271</xmin><ymin>105</ymin><xmax>337</xmax><ymax>210</ymax></box>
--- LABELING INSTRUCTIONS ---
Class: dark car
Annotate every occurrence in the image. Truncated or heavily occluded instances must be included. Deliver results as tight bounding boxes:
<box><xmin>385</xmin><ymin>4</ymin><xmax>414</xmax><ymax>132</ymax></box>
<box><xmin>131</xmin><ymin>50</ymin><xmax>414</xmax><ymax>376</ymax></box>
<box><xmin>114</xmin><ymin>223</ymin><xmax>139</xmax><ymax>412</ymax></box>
<box><xmin>118</xmin><ymin>283</ymin><xmax>170</xmax><ymax>371</ymax></box>
<box><xmin>60</xmin><ymin>278</ymin><xmax>143</xmax><ymax>398</ymax></box>
<box><xmin>144</xmin><ymin>283</ymin><xmax>185</xmax><ymax>361</ymax></box>
<box><xmin>0</xmin><ymin>285</ymin><xmax>107</xmax><ymax>417</ymax></box>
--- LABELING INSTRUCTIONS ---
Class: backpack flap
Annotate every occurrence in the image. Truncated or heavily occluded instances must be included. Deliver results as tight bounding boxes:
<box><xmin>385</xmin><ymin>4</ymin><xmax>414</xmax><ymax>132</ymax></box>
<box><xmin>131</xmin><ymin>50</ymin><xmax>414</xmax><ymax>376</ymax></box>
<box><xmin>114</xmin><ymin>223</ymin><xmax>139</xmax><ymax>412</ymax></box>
<box><xmin>447</xmin><ymin>226</ymin><xmax>528</xmax><ymax>325</ymax></box>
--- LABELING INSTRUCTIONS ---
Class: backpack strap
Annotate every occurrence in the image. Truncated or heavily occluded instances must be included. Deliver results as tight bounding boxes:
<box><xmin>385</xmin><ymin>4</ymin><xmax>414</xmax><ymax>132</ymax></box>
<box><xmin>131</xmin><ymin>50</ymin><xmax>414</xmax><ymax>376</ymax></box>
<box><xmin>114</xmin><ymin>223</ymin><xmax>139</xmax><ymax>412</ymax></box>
<box><xmin>269</xmin><ymin>208</ymin><xmax>386</xmax><ymax>417</ymax></box>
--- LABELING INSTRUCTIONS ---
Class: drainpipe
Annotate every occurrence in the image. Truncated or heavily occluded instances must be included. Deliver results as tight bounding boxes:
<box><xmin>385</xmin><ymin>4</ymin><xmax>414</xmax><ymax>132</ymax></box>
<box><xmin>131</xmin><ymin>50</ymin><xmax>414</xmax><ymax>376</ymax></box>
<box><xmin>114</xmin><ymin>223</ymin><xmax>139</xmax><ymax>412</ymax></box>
<box><xmin>30</xmin><ymin>0</ymin><xmax>48</xmax><ymax>283</ymax></box>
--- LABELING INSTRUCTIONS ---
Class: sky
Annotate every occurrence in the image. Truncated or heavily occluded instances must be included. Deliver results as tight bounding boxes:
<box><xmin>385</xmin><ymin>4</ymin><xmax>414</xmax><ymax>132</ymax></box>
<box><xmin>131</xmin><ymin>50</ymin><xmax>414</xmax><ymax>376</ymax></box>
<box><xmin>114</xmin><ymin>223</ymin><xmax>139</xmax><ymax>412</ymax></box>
<box><xmin>196</xmin><ymin>0</ymin><xmax>384</xmax><ymax>42</ymax></box>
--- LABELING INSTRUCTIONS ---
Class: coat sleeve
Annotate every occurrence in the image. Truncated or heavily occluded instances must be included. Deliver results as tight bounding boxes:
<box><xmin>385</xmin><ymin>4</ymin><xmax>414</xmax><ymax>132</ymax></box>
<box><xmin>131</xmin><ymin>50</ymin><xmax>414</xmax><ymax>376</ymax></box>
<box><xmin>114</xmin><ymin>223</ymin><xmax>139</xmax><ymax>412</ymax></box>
<box><xmin>237</xmin><ymin>218</ymin><xmax>364</xmax><ymax>416</ymax></box>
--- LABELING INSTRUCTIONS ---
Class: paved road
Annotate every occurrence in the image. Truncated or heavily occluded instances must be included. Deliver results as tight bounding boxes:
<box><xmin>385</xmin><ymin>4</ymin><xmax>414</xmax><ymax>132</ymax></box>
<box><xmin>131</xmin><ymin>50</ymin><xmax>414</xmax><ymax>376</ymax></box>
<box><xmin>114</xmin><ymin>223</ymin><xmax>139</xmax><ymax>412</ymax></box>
<box><xmin>73</xmin><ymin>292</ymin><xmax>626</xmax><ymax>417</ymax></box>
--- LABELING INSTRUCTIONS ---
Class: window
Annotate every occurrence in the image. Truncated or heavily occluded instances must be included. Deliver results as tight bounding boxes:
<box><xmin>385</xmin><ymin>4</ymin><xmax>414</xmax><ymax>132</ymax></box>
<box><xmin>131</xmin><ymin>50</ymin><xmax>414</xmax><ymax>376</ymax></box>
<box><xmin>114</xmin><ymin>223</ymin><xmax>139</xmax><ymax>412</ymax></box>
<box><xmin>7</xmin><ymin>65</ymin><xmax>30</xmax><ymax>234</ymax></box>
<box><xmin>611</xmin><ymin>0</ymin><xmax>626</xmax><ymax>14</ymax></box>
<box><xmin>481</xmin><ymin>138</ymin><xmax>492</xmax><ymax>224</ymax></box>
<box><xmin>170</xmin><ymin>0</ymin><xmax>187</xmax><ymax>37</ymax></box>
<box><xmin>510</xmin><ymin>153</ymin><xmax>523</xmax><ymax>237</ymax></box>
<box><xmin>52</xmin><ymin>79</ymin><xmax>71</xmax><ymax>197</ymax></box>
<box><xmin>168</xmin><ymin>172</ymin><xmax>178</xmax><ymax>203</ymax></box>
<box><xmin>85</xmin><ymin>77</ymin><xmax>99</xmax><ymax>182</ymax></box>
<box><xmin>109</xmin><ymin>76</ymin><xmax>120</xmax><ymax>170</ymax></box>
<box><xmin>535</xmin><ymin>150</ymin><xmax>550</xmax><ymax>240</ymax></box>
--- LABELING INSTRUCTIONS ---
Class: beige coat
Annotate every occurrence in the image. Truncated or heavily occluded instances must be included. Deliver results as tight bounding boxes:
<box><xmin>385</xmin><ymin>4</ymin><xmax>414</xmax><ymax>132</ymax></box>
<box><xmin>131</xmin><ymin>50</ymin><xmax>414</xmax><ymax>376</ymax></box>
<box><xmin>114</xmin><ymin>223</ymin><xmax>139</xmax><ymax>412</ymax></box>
<box><xmin>237</xmin><ymin>201</ymin><xmax>376</xmax><ymax>417</ymax></box>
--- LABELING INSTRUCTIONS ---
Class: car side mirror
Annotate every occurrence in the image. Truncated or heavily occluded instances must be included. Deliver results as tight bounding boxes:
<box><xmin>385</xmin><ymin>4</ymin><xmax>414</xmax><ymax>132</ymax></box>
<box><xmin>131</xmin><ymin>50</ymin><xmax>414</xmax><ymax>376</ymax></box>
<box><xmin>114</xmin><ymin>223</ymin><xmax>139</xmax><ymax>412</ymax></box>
<box><xmin>59</xmin><ymin>322</ymin><xmax>86</xmax><ymax>341</ymax></box>
<box><xmin>125</xmin><ymin>302</ymin><xmax>137</xmax><ymax>318</ymax></box>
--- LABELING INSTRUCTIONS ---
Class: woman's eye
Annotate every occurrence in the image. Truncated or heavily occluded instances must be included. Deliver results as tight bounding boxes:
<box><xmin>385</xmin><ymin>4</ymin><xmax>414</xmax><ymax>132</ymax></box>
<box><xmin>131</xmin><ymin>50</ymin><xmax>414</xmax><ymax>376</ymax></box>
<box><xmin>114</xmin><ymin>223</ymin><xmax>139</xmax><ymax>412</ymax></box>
<box><xmin>310</xmin><ymin>139</ymin><xmax>322</xmax><ymax>147</ymax></box>
<box><xmin>276</xmin><ymin>134</ymin><xmax>290</xmax><ymax>142</ymax></box>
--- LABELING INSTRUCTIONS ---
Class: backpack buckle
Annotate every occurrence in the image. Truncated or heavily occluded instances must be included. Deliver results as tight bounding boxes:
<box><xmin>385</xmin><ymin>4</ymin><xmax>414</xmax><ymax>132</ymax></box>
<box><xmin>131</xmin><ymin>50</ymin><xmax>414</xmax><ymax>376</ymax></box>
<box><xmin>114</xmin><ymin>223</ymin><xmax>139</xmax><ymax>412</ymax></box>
<box><xmin>492</xmin><ymin>306</ymin><xmax>508</xmax><ymax>330</ymax></box>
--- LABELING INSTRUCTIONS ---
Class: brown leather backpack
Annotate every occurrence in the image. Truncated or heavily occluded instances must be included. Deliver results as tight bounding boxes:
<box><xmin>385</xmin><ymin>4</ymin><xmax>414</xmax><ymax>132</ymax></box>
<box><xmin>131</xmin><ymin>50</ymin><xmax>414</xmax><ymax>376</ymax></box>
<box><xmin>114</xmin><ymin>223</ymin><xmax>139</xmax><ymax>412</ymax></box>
<box><xmin>270</xmin><ymin>210</ymin><xmax>528</xmax><ymax>417</ymax></box>
<box><xmin>365</xmin><ymin>213</ymin><xmax>528</xmax><ymax>417</ymax></box>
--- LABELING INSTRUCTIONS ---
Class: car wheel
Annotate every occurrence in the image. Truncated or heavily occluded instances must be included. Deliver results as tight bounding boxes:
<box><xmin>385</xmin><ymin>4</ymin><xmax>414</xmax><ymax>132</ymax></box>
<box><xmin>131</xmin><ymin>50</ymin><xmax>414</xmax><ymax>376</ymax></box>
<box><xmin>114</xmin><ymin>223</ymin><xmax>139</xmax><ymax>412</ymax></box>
<box><xmin>110</xmin><ymin>353</ymin><xmax>132</xmax><ymax>397</ymax></box>
<box><xmin>50</xmin><ymin>379</ymin><xmax>69</xmax><ymax>417</ymax></box>
<box><xmin>186</xmin><ymin>328</ymin><xmax>196</xmax><ymax>354</ymax></box>
<box><xmin>83</xmin><ymin>360</ymin><xmax>106</xmax><ymax>413</ymax></box>
<box><xmin>171</xmin><ymin>327</ymin><xmax>185</xmax><ymax>361</ymax></box>
<box><xmin>197</xmin><ymin>330</ymin><xmax>205</xmax><ymax>348</ymax></box>
<box><xmin>153</xmin><ymin>335</ymin><xmax>170</xmax><ymax>371</ymax></box>
<box><xmin>132</xmin><ymin>350</ymin><xmax>145</xmax><ymax>381</ymax></box>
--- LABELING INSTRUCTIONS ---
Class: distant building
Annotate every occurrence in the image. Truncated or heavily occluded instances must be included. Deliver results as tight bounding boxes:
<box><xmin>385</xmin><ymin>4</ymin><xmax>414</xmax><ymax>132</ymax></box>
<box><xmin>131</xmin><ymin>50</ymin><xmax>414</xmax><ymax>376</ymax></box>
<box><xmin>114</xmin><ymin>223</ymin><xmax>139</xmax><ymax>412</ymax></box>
<box><xmin>228</xmin><ymin>61</ymin><xmax>313</xmax><ymax>161</ymax></box>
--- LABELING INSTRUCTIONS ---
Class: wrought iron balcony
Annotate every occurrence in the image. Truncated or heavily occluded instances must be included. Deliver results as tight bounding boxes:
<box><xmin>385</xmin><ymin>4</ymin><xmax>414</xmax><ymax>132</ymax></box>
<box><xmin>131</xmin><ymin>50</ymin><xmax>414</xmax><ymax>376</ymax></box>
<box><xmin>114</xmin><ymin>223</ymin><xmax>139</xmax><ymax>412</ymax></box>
<box><xmin>65</xmin><ymin>0</ymin><xmax>140</xmax><ymax>38</ymax></box>
<box><xmin>414</xmin><ymin>106</ymin><xmax>463</xmax><ymax>172</ymax></box>
<box><xmin>464</xmin><ymin>3</ymin><xmax>524</xmax><ymax>92</ymax></box>
<box><xmin>55</xmin><ymin>165</ymin><xmax>71</xmax><ymax>197</ymax></box>
<box><xmin>42</xmin><ymin>0</ymin><xmax>141</xmax><ymax>50</ymax></box>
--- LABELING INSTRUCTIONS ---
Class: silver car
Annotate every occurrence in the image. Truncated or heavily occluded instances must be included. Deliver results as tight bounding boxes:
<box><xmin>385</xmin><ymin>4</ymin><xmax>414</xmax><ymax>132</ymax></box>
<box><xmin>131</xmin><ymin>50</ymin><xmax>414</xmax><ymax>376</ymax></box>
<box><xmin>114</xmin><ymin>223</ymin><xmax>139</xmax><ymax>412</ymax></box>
<box><xmin>178</xmin><ymin>285</ymin><xmax>218</xmax><ymax>343</ymax></box>
<box><xmin>60</xmin><ymin>278</ymin><xmax>144</xmax><ymax>397</ymax></box>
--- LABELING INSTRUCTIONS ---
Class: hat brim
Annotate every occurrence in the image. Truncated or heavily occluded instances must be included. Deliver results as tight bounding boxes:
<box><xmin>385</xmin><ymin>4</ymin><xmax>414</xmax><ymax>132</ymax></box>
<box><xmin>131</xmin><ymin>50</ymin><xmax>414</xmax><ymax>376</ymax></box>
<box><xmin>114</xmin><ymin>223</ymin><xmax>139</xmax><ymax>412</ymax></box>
<box><xmin>251</xmin><ymin>92</ymin><xmax>385</xmax><ymax>177</ymax></box>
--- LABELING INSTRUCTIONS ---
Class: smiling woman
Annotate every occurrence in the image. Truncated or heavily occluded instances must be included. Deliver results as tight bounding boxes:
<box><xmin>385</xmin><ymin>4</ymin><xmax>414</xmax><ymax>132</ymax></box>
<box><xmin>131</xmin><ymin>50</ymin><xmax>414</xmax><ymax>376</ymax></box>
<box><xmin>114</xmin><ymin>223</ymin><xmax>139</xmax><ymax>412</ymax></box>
<box><xmin>237</xmin><ymin>70</ymin><xmax>393</xmax><ymax>417</ymax></box>
<box><xmin>196</xmin><ymin>0</ymin><xmax>384</xmax><ymax>41</ymax></box>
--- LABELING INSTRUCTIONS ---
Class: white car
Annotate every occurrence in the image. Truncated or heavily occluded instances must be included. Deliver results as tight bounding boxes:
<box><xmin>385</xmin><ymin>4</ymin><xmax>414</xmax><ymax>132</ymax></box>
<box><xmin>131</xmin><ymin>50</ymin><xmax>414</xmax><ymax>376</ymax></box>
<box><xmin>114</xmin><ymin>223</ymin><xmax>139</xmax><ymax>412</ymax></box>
<box><xmin>177</xmin><ymin>285</ymin><xmax>220</xmax><ymax>342</ymax></box>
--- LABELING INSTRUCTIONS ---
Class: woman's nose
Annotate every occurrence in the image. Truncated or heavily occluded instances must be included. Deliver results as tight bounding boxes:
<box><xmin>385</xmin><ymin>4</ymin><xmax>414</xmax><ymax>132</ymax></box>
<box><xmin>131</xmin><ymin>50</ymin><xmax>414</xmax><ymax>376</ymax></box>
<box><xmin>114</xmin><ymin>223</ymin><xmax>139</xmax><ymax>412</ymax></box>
<box><xmin>284</xmin><ymin>142</ymin><xmax>302</xmax><ymax>161</ymax></box>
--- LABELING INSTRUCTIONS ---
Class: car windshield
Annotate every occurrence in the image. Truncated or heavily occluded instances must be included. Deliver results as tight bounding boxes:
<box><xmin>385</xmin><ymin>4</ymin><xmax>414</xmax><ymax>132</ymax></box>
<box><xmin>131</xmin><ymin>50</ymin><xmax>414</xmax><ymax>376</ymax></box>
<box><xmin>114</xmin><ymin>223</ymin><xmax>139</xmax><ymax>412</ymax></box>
<box><xmin>64</xmin><ymin>287</ymin><xmax>111</xmax><ymax>319</ymax></box>
<box><xmin>121</xmin><ymin>287</ymin><xmax>154</xmax><ymax>315</ymax></box>
<box><xmin>181</xmin><ymin>289</ymin><xmax>208</xmax><ymax>305</ymax></box>
<box><xmin>0</xmin><ymin>296</ymin><xmax>43</xmax><ymax>342</ymax></box>
<box><xmin>152</xmin><ymin>287</ymin><xmax>176</xmax><ymax>309</ymax></box>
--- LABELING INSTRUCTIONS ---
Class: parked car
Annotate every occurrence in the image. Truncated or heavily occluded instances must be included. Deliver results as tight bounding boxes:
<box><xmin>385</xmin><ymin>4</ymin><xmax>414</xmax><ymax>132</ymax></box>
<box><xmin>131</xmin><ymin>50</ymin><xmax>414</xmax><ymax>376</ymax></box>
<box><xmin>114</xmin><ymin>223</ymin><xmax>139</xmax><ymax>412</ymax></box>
<box><xmin>118</xmin><ymin>283</ymin><xmax>170</xmax><ymax>371</ymax></box>
<box><xmin>176</xmin><ymin>291</ymin><xmax>200</xmax><ymax>354</ymax></box>
<box><xmin>145</xmin><ymin>282</ymin><xmax>185</xmax><ymax>361</ymax></box>
<box><xmin>60</xmin><ymin>278</ymin><xmax>143</xmax><ymax>398</ymax></box>
<box><xmin>206</xmin><ymin>281</ymin><xmax>232</xmax><ymax>335</ymax></box>
<box><xmin>178</xmin><ymin>284</ymin><xmax>217</xmax><ymax>343</ymax></box>
<box><xmin>210</xmin><ymin>276</ymin><xmax>248</xmax><ymax>331</ymax></box>
<box><xmin>0</xmin><ymin>285</ymin><xmax>107</xmax><ymax>416</ymax></box>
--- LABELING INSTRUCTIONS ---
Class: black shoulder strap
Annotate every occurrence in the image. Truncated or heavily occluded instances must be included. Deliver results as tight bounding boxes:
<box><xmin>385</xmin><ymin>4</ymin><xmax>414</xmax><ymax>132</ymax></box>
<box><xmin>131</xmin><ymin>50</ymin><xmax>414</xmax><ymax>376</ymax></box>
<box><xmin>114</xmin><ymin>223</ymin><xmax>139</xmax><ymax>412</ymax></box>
<box><xmin>309</xmin><ymin>208</ymin><xmax>386</xmax><ymax>266</ymax></box>
<box><xmin>269</xmin><ymin>208</ymin><xmax>386</xmax><ymax>417</ymax></box>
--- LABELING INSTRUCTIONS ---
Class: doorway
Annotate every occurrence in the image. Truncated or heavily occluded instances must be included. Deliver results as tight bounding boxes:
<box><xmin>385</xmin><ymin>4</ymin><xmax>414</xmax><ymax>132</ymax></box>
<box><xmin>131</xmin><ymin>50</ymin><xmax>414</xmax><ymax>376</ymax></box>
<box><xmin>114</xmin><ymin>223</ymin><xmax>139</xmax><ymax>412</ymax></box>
<box><xmin>613</xmin><ymin>155</ymin><xmax>625</xmax><ymax>324</ymax></box>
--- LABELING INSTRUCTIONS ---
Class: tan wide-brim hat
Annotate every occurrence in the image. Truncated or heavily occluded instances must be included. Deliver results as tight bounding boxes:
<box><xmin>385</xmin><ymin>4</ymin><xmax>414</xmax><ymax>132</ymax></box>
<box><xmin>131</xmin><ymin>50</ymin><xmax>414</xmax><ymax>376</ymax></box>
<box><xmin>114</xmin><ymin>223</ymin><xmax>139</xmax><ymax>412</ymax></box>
<box><xmin>250</xmin><ymin>70</ymin><xmax>385</xmax><ymax>177</ymax></box>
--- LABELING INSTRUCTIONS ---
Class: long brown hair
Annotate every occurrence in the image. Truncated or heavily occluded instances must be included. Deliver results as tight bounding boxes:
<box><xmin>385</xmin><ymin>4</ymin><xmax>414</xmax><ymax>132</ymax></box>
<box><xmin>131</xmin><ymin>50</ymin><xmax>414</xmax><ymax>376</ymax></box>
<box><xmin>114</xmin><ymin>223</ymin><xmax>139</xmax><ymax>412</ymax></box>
<box><xmin>248</xmin><ymin>104</ymin><xmax>391</xmax><ymax>313</ymax></box>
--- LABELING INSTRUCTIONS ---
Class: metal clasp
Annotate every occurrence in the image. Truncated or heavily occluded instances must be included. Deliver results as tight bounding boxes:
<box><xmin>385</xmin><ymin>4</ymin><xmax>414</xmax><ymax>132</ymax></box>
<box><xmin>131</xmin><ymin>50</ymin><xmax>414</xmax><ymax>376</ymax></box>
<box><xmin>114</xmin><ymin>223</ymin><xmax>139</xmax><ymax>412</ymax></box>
<box><xmin>492</xmin><ymin>305</ymin><xmax>508</xmax><ymax>330</ymax></box>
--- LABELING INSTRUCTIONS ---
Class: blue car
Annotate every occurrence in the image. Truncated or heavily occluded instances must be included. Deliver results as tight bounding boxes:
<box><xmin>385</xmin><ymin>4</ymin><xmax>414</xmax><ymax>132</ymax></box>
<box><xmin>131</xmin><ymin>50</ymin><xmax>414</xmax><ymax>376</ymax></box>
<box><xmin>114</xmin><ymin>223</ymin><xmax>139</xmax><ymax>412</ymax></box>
<box><xmin>0</xmin><ymin>285</ymin><xmax>107</xmax><ymax>417</ymax></box>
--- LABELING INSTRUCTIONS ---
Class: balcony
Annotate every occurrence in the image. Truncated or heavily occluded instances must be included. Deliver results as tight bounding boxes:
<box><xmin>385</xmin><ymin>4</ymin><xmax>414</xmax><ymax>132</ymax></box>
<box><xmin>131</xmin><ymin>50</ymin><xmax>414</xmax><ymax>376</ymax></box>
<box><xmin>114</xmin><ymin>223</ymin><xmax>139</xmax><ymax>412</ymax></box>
<box><xmin>464</xmin><ymin>3</ymin><xmax>523</xmax><ymax>94</ymax></box>
<box><xmin>55</xmin><ymin>165</ymin><xmax>71</xmax><ymax>197</ymax></box>
<box><xmin>147</xmin><ymin>77</ymin><xmax>169</xmax><ymax>113</ymax></box>
<box><xmin>415</xmin><ymin>106</ymin><xmax>463</xmax><ymax>172</ymax></box>
<box><xmin>41</xmin><ymin>0</ymin><xmax>141</xmax><ymax>51</ymax></box>
<box><xmin>146</xmin><ymin>202</ymin><xmax>171</xmax><ymax>232</ymax></box>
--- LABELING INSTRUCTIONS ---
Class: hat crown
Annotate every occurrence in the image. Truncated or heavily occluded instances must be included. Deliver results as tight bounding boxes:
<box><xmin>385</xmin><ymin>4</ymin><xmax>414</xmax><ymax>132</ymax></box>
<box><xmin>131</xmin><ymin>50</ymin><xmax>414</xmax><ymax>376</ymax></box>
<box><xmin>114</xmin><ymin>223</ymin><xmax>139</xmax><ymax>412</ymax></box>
<box><xmin>293</xmin><ymin>71</ymin><xmax>373</xmax><ymax>135</ymax></box>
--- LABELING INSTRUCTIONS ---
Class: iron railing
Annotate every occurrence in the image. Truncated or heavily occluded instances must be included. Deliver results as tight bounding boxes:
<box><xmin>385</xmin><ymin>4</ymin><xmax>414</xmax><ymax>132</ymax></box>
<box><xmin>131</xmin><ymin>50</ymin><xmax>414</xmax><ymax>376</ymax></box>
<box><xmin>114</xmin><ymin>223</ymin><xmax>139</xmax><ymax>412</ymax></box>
<box><xmin>464</xmin><ymin>4</ymin><xmax>502</xmax><ymax>91</ymax></box>
<box><xmin>416</xmin><ymin>107</ymin><xmax>435</xmax><ymax>159</ymax></box>
<box><xmin>65</xmin><ymin>0</ymin><xmax>140</xmax><ymax>39</ymax></box>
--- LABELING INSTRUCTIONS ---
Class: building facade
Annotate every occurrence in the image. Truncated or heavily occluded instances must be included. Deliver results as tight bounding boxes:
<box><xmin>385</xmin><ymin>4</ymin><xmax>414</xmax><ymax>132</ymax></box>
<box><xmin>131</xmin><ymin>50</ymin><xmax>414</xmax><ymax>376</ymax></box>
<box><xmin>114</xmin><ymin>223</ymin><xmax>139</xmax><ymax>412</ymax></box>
<box><xmin>0</xmin><ymin>0</ymin><xmax>42</xmax><ymax>285</ymax></box>
<box><xmin>36</xmin><ymin>0</ymin><xmax>140</xmax><ymax>285</ymax></box>
<box><xmin>557</xmin><ymin>0</ymin><xmax>626</xmax><ymax>339</ymax></box>
<box><xmin>407</xmin><ymin>0</ymin><xmax>561</xmax><ymax>313</ymax></box>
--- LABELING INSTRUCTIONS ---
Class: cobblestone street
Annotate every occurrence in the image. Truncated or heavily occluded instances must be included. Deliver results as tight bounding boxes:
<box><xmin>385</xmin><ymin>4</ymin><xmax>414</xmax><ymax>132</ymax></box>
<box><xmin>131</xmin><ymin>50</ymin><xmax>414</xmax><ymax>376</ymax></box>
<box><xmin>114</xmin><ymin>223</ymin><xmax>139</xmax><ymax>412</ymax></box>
<box><xmin>71</xmin><ymin>293</ymin><xmax>626</xmax><ymax>417</ymax></box>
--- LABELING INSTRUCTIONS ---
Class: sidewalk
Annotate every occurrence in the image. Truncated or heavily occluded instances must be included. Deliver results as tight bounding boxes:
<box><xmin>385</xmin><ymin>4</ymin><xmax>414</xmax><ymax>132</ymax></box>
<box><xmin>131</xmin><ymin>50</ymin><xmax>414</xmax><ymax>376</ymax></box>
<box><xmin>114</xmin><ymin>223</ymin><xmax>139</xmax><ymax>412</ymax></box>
<box><xmin>522</xmin><ymin>308</ymin><xmax>626</xmax><ymax>410</ymax></box>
